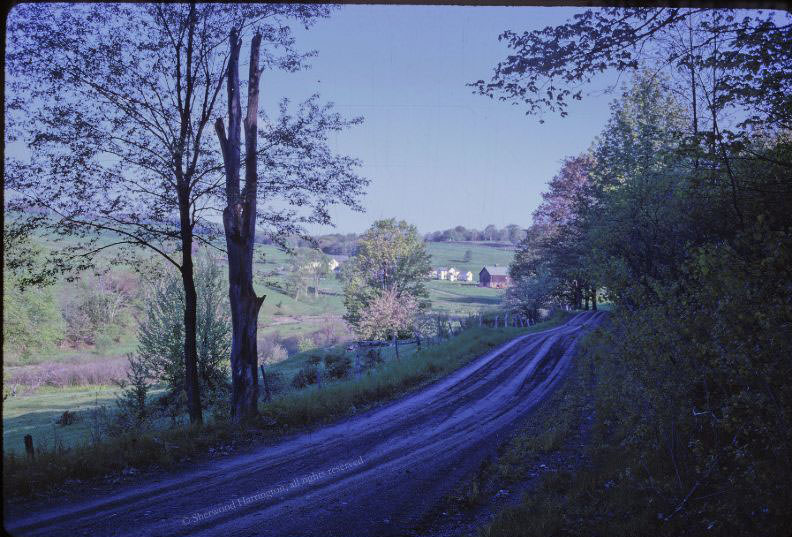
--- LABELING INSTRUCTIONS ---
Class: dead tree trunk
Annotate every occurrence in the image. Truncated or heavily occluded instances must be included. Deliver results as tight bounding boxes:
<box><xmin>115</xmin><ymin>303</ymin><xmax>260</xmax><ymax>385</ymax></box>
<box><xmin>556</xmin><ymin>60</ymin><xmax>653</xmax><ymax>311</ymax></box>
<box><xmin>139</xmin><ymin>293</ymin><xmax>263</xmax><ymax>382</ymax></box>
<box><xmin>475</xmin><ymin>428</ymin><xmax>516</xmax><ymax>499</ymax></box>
<box><xmin>215</xmin><ymin>29</ymin><xmax>265</xmax><ymax>421</ymax></box>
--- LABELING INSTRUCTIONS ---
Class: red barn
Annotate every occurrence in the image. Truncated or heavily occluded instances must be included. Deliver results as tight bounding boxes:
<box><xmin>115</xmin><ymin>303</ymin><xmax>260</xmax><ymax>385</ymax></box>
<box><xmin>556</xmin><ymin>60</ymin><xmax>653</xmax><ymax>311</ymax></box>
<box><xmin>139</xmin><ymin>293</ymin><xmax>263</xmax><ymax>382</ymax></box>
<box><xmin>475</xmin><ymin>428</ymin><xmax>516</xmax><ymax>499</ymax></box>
<box><xmin>479</xmin><ymin>265</ymin><xmax>512</xmax><ymax>288</ymax></box>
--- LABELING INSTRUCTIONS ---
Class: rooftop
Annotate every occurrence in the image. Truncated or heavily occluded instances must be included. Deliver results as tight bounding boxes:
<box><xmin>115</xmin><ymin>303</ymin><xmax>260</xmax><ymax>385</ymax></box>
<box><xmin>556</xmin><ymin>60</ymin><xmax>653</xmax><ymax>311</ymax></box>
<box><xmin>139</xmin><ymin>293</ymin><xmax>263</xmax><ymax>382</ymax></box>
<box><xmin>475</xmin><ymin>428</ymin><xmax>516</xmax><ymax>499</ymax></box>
<box><xmin>482</xmin><ymin>265</ymin><xmax>509</xmax><ymax>276</ymax></box>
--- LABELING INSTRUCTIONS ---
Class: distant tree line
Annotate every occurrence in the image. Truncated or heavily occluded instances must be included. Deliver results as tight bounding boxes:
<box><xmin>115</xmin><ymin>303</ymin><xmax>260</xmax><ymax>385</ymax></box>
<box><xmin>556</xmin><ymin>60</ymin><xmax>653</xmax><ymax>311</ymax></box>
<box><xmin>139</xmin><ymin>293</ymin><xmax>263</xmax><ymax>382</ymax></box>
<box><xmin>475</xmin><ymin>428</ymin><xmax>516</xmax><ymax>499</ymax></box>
<box><xmin>254</xmin><ymin>233</ymin><xmax>359</xmax><ymax>257</ymax></box>
<box><xmin>253</xmin><ymin>224</ymin><xmax>529</xmax><ymax>258</ymax></box>
<box><xmin>423</xmin><ymin>224</ymin><xmax>527</xmax><ymax>244</ymax></box>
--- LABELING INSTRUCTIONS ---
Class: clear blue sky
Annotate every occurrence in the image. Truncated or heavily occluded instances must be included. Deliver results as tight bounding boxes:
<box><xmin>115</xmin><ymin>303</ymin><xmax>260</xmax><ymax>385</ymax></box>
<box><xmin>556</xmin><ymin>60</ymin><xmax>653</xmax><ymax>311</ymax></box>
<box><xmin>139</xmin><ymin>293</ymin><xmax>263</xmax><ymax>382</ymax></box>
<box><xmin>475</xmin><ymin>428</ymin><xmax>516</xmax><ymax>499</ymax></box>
<box><xmin>5</xmin><ymin>5</ymin><xmax>621</xmax><ymax>237</ymax></box>
<box><xmin>264</xmin><ymin>5</ymin><xmax>619</xmax><ymax>235</ymax></box>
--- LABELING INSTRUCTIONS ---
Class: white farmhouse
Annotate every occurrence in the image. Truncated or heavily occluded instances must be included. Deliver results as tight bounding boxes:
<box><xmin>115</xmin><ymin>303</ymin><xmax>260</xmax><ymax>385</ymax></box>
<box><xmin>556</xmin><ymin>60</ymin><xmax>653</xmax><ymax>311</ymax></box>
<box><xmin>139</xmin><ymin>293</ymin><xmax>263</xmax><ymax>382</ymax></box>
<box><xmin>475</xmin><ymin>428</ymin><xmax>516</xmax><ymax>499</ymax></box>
<box><xmin>328</xmin><ymin>255</ymin><xmax>349</xmax><ymax>272</ymax></box>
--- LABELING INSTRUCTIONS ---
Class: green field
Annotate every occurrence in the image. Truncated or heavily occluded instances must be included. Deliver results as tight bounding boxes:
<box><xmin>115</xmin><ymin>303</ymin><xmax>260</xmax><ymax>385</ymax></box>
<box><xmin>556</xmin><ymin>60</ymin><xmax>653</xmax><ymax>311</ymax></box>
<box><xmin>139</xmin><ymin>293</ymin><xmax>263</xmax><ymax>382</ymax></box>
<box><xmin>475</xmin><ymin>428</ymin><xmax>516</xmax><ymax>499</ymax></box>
<box><xmin>3</xmin><ymin>239</ymin><xmax>517</xmax><ymax>458</ymax></box>
<box><xmin>426</xmin><ymin>280</ymin><xmax>506</xmax><ymax>315</ymax></box>
<box><xmin>251</xmin><ymin>240</ymin><xmax>515</xmax><ymax>321</ymax></box>
<box><xmin>423</xmin><ymin>242</ymin><xmax>514</xmax><ymax>315</ymax></box>
<box><xmin>3</xmin><ymin>385</ymin><xmax>121</xmax><ymax>456</ymax></box>
<box><xmin>424</xmin><ymin>241</ymin><xmax>515</xmax><ymax>276</ymax></box>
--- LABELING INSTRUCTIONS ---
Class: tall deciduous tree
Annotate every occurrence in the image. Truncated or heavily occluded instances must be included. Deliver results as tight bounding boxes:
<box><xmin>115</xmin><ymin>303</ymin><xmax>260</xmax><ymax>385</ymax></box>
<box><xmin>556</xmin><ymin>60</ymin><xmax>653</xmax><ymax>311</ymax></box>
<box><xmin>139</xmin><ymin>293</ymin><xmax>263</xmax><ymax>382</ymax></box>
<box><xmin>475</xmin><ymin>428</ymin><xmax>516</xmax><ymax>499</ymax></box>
<box><xmin>215</xmin><ymin>28</ymin><xmax>265</xmax><ymax>420</ymax></box>
<box><xmin>215</xmin><ymin>27</ymin><xmax>367</xmax><ymax>420</ymax></box>
<box><xmin>5</xmin><ymin>4</ymin><xmax>333</xmax><ymax>423</ymax></box>
<box><xmin>471</xmin><ymin>8</ymin><xmax>792</xmax><ymax>227</ymax></box>
<box><xmin>343</xmin><ymin>219</ymin><xmax>432</xmax><ymax>330</ymax></box>
<box><xmin>510</xmin><ymin>153</ymin><xmax>597</xmax><ymax>310</ymax></box>
<box><xmin>477</xmin><ymin>11</ymin><xmax>792</xmax><ymax>529</ymax></box>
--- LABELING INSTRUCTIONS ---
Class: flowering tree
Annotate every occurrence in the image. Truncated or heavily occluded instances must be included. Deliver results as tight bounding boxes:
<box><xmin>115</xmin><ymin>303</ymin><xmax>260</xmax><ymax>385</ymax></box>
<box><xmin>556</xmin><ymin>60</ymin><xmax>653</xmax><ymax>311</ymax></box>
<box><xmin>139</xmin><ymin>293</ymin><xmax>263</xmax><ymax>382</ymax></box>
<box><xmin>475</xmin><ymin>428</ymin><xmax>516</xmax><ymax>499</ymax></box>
<box><xmin>342</xmin><ymin>219</ymin><xmax>431</xmax><ymax>329</ymax></box>
<box><xmin>356</xmin><ymin>290</ymin><xmax>418</xmax><ymax>343</ymax></box>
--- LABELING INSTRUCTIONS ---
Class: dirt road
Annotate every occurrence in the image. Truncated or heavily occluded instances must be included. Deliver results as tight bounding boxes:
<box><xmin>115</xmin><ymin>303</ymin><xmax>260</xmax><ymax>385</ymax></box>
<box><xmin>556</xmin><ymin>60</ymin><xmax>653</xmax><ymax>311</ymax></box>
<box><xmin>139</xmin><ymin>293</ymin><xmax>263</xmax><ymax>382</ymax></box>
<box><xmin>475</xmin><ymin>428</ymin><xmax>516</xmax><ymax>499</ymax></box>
<box><xmin>6</xmin><ymin>311</ymin><xmax>605</xmax><ymax>537</ymax></box>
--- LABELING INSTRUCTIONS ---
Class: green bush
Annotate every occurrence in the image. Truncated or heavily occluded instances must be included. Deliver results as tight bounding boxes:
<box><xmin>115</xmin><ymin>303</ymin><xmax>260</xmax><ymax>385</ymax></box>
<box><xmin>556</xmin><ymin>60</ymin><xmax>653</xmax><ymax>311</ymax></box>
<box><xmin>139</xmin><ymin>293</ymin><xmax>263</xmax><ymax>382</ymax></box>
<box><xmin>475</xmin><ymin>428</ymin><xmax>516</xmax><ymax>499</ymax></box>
<box><xmin>364</xmin><ymin>348</ymin><xmax>383</xmax><ymax>370</ymax></box>
<box><xmin>292</xmin><ymin>365</ymin><xmax>319</xmax><ymax>389</ymax></box>
<box><xmin>136</xmin><ymin>253</ymin><xmax>230</xmax><ymax>408</ymax></box>
<box><xmin>323</xmin><ymin>353</ymin><xmax>351</xmax><ymax>379</ymax></box>
<box><xmin>2</xmin><ymin>271</ymin><xmax>65</xmax><ymax>360</ymax></box>
<box><xmin>62</xmin><ymin>275</ymin><xmax>133</xmax><ymax>347</ymax></box>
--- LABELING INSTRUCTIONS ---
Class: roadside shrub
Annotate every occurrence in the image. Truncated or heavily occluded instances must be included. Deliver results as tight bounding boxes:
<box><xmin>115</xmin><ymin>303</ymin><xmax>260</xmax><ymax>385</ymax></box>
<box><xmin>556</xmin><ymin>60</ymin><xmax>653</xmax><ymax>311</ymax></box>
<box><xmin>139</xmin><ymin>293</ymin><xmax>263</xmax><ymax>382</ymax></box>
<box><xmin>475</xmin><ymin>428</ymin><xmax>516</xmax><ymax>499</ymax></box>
<box><xmin>292</xmin><ymin>365</ymin><xmax>319</xmax><ymax>389</ymax></box>
<box><xmin>364</xmin><ymin>348</ymin><xmax>383</xmax><ymax>370</ymax></box>
<box><xmin>114</xmin><ymin>353</ymin><xmax>153</xmax><ymax>428</ymax></box>
<box><xmin>323</xmin><ymin>354</ymin><xmax>351</xmax><ymax>379</ymax></box>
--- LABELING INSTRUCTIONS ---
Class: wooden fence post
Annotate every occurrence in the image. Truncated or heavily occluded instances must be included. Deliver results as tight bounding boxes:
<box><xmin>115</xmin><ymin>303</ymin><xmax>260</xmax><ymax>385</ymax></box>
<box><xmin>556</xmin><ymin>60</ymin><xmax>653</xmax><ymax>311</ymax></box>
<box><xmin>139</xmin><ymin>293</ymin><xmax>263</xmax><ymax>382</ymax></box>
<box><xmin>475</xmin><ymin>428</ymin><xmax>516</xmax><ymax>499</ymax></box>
<box><xmin>354</xmin><ymin>346</ymin><xmax>362</xmax><ymax>378</ymax></box>
<box><xmin>260</xmin><ymin>365</ymin><xmax>272</xmax><ymax>402</ymax></box>
<box><xmin>393</xmin><ymin>333</ymin><xmax>400</xmax><ymax>360</ymax></box>
<box><xmin>24</xmin><ymin>434</ymin><xmax>34</xmax><ymax>459</ymax></box>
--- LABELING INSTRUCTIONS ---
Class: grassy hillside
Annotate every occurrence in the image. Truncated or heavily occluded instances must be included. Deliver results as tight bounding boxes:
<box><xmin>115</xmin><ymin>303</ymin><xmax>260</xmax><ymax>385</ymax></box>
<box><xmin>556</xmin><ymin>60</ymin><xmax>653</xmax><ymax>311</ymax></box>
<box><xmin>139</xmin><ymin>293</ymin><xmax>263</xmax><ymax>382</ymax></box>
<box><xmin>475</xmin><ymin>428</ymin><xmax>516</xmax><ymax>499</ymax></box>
<box><xmin>3</xmin><ymin>237</ymin><xmax>518</xmax><ymax>462</ymax></box>
<box><xmin>423</xmin><ymin>242</ymin><xmax>515</xmax><ymax>316</ymax></box>
<box><xmin>424</xmin><ymin>241</ymin><xmax>515</xmax><ymax>276</ymax></box>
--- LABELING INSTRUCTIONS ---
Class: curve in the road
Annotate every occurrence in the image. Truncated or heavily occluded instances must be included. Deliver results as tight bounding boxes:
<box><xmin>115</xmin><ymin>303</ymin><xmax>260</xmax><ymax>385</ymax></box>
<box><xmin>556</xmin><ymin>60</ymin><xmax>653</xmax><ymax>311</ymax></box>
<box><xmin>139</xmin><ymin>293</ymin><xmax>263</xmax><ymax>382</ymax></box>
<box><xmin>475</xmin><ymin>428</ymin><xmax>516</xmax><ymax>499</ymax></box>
<box><xmin>6</xmin><ymin>311</ymin><xmax>606</xmax><ymax>537</ymax></box>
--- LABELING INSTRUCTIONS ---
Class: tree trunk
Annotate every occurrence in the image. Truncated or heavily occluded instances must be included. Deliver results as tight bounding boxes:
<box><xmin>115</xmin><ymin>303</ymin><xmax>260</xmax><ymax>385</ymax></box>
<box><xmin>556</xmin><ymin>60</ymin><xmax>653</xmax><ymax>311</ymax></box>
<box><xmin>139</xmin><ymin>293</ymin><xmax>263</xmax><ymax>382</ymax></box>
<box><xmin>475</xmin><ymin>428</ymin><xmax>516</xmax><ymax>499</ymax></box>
<box><xmin>178</xmin><ymin>190</ymin><xmax>202</xmax><ymax>424</ymax></box>
<box><xmin>225</xmin><ymin>229</ymin><xmax>264</xmax><ymax>419</ymax></box>
<box><xmin>215</xmin><ymin>29</ymin><xmax>266</xmax><ymax>422</ymax></box>
<box><xmin>591</xmin><ymin>287</ymin><xmax>598</xmax><ymax>311</ymax></box>
<box><xmin>182</xmin><ymin>269</ymin><xmax>203</xmax><ymax>423</ymax></box>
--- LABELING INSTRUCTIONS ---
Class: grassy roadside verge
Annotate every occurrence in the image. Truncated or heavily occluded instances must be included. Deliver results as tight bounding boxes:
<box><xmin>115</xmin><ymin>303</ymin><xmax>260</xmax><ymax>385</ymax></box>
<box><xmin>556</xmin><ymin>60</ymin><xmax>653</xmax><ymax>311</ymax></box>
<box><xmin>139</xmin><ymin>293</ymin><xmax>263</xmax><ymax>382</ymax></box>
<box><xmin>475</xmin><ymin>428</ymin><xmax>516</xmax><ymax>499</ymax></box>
<box><xmin>473</xmin><ymin>326</ymin><xmax>600</xmax><ymax>537</ymax></box>
<box><xmin>425</xmin><ymin>319</ymin><xmax>595</xmax><ymax>532</ymax></box>
<box><xmin>480</xmin><ymin>319</ymin><xmax>792</xmax><ymax>537</ymax></box>
<box><xmin>475</xmin><ymin>312</ymin><xmax>788</xmax><ymax>537</ymax></box>
<box><xmin>3</xmin><ymin>314</ymin><xmax>569</xmax><ymax>500</ymax></box>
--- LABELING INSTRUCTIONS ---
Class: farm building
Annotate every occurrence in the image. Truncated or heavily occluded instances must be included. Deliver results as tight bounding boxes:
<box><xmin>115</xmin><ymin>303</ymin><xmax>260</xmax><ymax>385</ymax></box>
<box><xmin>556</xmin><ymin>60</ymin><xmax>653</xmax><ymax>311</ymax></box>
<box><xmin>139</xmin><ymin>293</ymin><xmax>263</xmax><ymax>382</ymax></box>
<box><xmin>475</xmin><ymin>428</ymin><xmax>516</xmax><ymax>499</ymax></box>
<box><xmin>435</xmin><ymin>267</ymin><xmax>449</xmax><ymax>280</ymax></box>
<box><xmin>460</xmin><ymin>271</ymin><xmax>474</xmax><ymax>282</ymax></box>
<box><xmin>447</xmin><ymin>267</ymin><xmax>460</xmax><ymax>281</ymax></box>
<box><xmin>328</xmin><ymin>255</ymin><xmax>349</xmax><ymax>271</ymax></box>
<box><xmin>479</xmin><ymin>265</ymin><xmax>512</xmax><ymax>288</ymax></box>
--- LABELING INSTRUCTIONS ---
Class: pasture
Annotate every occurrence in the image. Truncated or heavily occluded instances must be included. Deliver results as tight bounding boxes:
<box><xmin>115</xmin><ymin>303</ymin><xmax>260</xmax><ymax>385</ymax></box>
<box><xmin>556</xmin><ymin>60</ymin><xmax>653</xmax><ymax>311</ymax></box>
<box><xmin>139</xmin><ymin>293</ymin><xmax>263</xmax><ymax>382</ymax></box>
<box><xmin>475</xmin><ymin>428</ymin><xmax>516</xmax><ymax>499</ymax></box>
<box><xmin>3</xmin><ymin>239</ymin><xmax>516</xmax><ymax>458</ymax></box>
